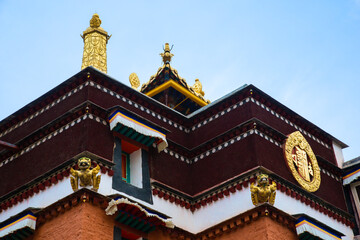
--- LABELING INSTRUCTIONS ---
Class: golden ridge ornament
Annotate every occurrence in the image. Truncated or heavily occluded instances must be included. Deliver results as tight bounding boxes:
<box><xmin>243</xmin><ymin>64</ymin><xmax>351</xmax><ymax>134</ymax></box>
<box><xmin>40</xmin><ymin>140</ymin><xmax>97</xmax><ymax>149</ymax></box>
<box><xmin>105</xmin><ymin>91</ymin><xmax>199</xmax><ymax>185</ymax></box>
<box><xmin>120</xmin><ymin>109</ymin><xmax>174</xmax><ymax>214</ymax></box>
<box><xmin>160</xmin><ymin>43</ymin><xmax>174</xmax><ymax>64</ymax></box>
<box><xmin>129</xmin><ymin>73</ymin><xmax>140</xmax><ymax>90</ymax></box>
<box><xmin>250</xmin><ymin>174</ymin><xmax>277</xmax><ymax>206</ymax></box>
<box><xmin>284</xmin><ymin>131</ymin><xmax>321</xmax><ymax>192</ymax></box>
<box><xmin>70</xmin><ymin>157</ymin><xmax>101</xmax><ymax>192</ymax></box>
<box><xmin>191</xmin><ymin>79</ymin><xmax>205</xmax><ymax>97</ymax></box>
<box><xmin>81</xmin><ymin>14</ymin><xmax>111</xmax><ymax>73</ymax></box>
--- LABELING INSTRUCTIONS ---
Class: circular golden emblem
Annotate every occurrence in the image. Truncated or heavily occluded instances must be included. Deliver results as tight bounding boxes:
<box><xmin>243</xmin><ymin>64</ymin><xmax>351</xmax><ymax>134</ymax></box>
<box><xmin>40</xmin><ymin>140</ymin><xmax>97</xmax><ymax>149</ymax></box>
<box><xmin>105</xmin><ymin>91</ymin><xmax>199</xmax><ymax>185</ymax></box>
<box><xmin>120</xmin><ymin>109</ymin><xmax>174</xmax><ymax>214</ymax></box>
<box><xmin>284</xmin><ymin>131</ymin><xmax>321</xmax><ymax>192</ymax></box>
<box><xmin>129</xmin><ymin>73</ymin><xmax>140</xmax><ymax>90</ymax></box>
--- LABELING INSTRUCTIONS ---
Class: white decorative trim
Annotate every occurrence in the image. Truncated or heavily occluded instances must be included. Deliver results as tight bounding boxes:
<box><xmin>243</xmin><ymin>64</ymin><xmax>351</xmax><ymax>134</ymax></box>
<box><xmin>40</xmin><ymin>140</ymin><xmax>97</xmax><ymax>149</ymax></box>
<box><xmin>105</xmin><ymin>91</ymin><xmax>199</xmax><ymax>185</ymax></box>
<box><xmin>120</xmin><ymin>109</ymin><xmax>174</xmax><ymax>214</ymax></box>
<box><xmin>296</xmin><ymin>219</ymin><xmax>341</xmax><ymax>240</ymax></box>
<box><xmin>91</xmin><ymin>81</ymin><xmax>190</xmax><ymax>132</ymax></box>
<box><xmin>0</xmin><ymin>113</ymin><xmax>107</xmax><ymax>168</ymax></box>
<box><xmin>164</xmin><ymin>129</ymin><xmax>281</xmax><ymax>164</ymax></box>
<box><xmin>190</xmin><ymin>98</ymin><xmax>249</xmax><ymax>131</ymax></box>
<box><xmin>193</xmin><ymin>129</ymin><xmax>257</xmax><ymax>163</ymax></box>
<box><xmin>254</xmin><ymin>129</ymin><xmax>282</xmax><ymax>147</ymax></box>
<box><xmin>0</xmin><ymin>214</ymin><xmax>36</xmax><ymax>238</ymax></box>
<box><xmin>163</xmin><ymin>148</ymin><xmax>191</xmax><ymax>164</ymax></box>
<box><xmin>252</xmin><ymin>98</ymin><xmax>330</xmax><ymax>149</ymax></box>
<box><xmin>344</xmin><ymin>171</ymin><xmax>360</xmax><ymax>185</ymax></box>
<box><xmin>1</xmin><ymin>82</ymin><xmax>331</xmax><ymax>154</ymax></box>
<box><xmin>0</xmin><ymin>83</ymin><xmax>87</xmax><ymax>138</ymax></box>
<box><xmin>188</xmin><ymin>97</ymin><xmax>330</xmax><ymax>150</ymax></box>
<box><xmin>105</xmin><ymin>198</ymin><xmax>174</xmax><ymax>228</ymax></box>
<box><xmin>109</xmin><ymin>111</ymin><xmax>168</xmax><ymax>152</ymax></box>
<box><xmin>0</xmin><ymin>170</ymin><xmax>352</xmax><ymax>239</ymax></box>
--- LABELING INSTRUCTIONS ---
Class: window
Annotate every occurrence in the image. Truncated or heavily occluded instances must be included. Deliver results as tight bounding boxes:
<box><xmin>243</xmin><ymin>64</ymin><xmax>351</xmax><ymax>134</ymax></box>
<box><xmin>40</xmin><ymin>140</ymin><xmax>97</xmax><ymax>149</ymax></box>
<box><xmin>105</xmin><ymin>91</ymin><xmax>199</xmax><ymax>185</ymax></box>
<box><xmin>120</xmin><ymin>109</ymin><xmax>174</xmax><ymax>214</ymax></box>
<box><xmin>122</xmin><ymin>153</ymin><xmax>130</xmax><ymax>182</ymax></box>
<box><xmin>112</xmin><ymin>137</ymin><xmax>153</xmax><ymax>203</ymax></box>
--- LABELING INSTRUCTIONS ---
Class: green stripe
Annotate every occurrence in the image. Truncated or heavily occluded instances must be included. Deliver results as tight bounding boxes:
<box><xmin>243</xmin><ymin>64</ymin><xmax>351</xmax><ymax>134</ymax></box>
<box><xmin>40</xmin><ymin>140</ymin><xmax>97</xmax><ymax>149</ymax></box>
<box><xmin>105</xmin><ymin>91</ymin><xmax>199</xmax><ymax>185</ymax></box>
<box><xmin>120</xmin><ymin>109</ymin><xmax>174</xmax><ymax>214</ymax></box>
<box><xmin>116</xmin><ymin>212</ymin><xmax>128</xmax><ymax>222</ymax></box>
<box><xmin>129</xmin><ymin>132</ymin><xmax>139</xmax><ymax>140</ymax></box>
<box><xmin>118</xmin><ymin>126</ymin><xmax>128</xmax><ymax>135</ymax></box>
<box><xmin>124</xmin><ymin>129</ymin><xmax>134</xmax><ymax>137</ymax></box>
<box><xmin>135</xmin><ymin>134</ymin><xmax>145</xmax><ymax>142</ymax></box>
<box><xmin>139</xmin><ymin>136</ymin><xmax>151</xmax><ymax>144</ymax></box>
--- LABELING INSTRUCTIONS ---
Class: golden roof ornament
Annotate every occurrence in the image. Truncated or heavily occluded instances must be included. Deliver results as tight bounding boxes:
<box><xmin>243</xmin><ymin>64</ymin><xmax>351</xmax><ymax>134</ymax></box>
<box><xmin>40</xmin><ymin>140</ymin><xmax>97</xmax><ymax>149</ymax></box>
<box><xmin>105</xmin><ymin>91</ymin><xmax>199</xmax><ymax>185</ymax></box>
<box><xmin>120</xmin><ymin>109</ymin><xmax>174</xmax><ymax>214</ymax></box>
<box><xmin>90</xmin><ymin>13</ymin><xmax>101</xmax><ymax>28</ymax></box>
<box><xmin>81</xmin><ymin>14</ymin><xmax>111</xmax><ymax>73</ymax></box>
<box><xmin>191</xmin><ymin>79</ymin><xmax>205</xmax><ymax>97</ymax></box>
<box><xmin>160</xmin><ymin>43</ymin><xmax>174</xmax><ymax>64</ymax></box>
<box><xmin>70</xmin><ymin>157</ymin><xmax>101</xmax><ymax>192</ymax></box>
<box><xmin>250</xmin><ymin>174</ymin><xmax>277</xmax><ymax>206</ymax></box>
<box><xmin>129</xmin><ymin>73</ymin><xmax>140</xmax><ymax>90</ymax></box>
<box><xmin>140</xmin><ymin>43</ymin><xmax>211</xmax><ymax>110</ymax></box>
<box><xmin>284</xmin><ymin>131</ymin><xmax>321</xmax><ymax>192</ymax></box>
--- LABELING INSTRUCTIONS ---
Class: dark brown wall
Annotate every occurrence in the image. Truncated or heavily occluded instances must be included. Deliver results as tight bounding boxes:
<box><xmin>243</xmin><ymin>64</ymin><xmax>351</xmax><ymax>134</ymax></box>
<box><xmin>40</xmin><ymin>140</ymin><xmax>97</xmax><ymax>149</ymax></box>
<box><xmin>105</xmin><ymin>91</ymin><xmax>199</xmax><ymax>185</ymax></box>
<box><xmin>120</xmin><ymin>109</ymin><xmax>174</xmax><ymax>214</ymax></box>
<box><xmin>0</xmin><ymin>70</ymin><xmax>347</xmax><ymax>214</ymax></box>
<box><xmin>1</xmin><ymin>88</ymin><xmax>87</xmax><ymax>144</ymax></box>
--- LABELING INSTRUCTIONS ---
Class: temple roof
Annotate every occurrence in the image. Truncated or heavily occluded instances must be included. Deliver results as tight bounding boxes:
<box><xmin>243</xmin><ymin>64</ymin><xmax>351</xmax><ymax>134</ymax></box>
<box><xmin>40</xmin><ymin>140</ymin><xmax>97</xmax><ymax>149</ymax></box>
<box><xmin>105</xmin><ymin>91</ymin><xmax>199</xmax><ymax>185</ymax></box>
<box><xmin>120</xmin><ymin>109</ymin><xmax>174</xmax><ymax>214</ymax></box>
<box><xmin>138</xmin><ymin>43</ymin><xmax>210</xmax><ymax>115</ymax></box>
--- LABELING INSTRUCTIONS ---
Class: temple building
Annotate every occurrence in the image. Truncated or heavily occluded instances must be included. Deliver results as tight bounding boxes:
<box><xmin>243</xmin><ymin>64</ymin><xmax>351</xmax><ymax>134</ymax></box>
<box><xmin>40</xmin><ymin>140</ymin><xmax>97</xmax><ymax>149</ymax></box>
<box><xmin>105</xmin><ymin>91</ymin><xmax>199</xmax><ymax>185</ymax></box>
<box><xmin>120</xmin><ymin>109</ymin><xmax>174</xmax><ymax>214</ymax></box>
<box><xmin>0</xmin><ymin>14</ymin><xmax>357</xmax><ymax>240</ymax></box>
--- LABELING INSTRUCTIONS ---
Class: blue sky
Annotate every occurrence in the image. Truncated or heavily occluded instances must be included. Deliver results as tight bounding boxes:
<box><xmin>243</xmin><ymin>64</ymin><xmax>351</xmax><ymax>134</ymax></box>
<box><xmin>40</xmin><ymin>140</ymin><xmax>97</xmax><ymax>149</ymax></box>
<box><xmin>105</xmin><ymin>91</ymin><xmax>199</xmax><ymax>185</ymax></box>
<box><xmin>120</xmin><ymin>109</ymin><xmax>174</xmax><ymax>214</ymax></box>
<box><xmin>0</xmin><ymin>0</ymin><xmax>359</xmax><ymax>161</ymax></box>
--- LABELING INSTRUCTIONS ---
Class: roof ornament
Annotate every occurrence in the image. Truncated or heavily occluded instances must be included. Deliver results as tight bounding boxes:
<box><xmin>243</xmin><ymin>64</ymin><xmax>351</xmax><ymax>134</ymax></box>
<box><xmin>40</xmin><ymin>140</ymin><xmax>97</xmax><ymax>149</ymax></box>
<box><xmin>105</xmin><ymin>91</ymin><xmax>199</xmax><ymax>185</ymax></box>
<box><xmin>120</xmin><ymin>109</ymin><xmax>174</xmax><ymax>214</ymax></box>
<box><xmin>191</xmin><ymin>79</ymin><xmax>205</xmax><ymax>97</ymax></box>
<box><xmin>81</xmin><ymin>14</ymin><xmax>111</xmax><ymax>73</ymax></box>
<box><xmin>284</xmin><ymin>131</ymin><xmax>321</xmax><ymax>192</ymax></box>
<box><xmin>160</xmin><ymin>43</ymin><xmax>174</xmax><ymax>65</ymax></box>
<box><xmin>89</xmin><ymin>13</ymin><xmax>101</xmax><ymax>28</ymax></box>
<box><xmin>70</xmin><ymin>157</ymin><xmax>101</xmax><ymax>192</ymax></box>
<box><xmin>129</xmin><ymin>73</ymin><xmax>140</xmax><ymax>90</ymax></box>
<box><xmin>250</xmin><ymin>173</ymin><xmax>277</xmax><ymax>206</ymax></box>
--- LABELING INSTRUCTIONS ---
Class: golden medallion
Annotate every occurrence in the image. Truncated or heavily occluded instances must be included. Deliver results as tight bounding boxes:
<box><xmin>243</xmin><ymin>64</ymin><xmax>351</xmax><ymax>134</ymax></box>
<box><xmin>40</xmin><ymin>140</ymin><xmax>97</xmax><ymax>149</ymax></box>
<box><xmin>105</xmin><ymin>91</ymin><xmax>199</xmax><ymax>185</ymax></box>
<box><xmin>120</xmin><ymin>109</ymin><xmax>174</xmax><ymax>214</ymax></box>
<box><xmin>284</xmin><ymin>131</ymin><xmax>321</xmax><ymax>192</ymax></box>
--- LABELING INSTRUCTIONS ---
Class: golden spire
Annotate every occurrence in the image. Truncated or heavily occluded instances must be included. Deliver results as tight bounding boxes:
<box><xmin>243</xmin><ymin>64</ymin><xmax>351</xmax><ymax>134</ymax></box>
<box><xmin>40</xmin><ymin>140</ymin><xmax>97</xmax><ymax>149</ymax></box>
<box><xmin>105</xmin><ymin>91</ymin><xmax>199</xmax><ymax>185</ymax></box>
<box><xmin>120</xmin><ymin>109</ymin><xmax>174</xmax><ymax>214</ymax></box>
<box><xmin>160</xmin><ymin>43</ymin><xmax>174</xmax><ymax>64</ymax></box>
<box><xmin>81</xmin><ymin>14</ymin><xmax>111</xmax><ymax>73</ymax></box>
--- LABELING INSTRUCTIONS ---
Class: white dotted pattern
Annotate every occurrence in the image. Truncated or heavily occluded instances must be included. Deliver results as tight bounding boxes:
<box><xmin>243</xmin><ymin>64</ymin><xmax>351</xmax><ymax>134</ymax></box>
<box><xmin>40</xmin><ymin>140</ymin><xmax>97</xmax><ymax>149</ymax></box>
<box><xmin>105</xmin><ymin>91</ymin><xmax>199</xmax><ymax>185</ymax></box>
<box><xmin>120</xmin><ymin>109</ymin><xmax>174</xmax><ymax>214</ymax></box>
<box><xmin>0</xmin><ymin>114</ymin><xmax>107</xmax><ymax>169</ymax></box>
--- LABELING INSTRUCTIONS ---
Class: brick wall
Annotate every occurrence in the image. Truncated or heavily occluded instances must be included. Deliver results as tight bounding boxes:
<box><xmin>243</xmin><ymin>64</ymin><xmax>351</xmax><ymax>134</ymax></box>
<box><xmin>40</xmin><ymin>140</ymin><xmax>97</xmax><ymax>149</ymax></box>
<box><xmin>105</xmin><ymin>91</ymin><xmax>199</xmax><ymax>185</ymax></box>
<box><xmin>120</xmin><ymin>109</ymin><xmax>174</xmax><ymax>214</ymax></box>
<box><xmin>31</xmin><ymin>202</ymin><xmax>114</xmax><ymax>240</ymax></box>
<box><xmin>211</xmin><ymin>217</ymin><xmax>298</xmax><ymax>240</ymax></box>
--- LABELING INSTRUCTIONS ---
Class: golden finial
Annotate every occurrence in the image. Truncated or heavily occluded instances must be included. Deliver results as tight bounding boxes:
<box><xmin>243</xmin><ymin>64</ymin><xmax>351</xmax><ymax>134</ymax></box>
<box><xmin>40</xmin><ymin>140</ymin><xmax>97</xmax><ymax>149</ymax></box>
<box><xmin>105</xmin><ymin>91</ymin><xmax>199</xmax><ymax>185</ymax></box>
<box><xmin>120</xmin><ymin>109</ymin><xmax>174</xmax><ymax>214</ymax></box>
<box><xmin>90</xmin><ymin>13</ymin><xmax>101</xmax><ymax>28</ymax></box>
<box><xmin>191</xmin><ymin>79</ymin><xmax>205</xmax><ymax>96</ymax></box>
<box><xmin>129</xmin><ymin>73</ymin><xmax>140</xmax><ymax>90</ymax></box>
<box><xmin>81</xmin><ymin>14</ymin><xmax>111</xmax><ymax>73</ymax></box>
<box><xmin>160</xmin><ymin>43</ymin><xmax>174</xmax><ymax>64</ymax></box>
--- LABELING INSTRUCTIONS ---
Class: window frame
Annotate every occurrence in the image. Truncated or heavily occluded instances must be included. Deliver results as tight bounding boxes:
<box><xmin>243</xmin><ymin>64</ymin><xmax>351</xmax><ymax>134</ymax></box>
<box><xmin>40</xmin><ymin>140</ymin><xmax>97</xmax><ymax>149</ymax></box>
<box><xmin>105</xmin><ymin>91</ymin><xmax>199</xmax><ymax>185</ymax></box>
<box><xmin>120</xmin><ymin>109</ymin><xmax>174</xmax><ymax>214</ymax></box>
<box><xmin>121</xmin><ymin>152</ymin><xmax>130</xmax><ymax>183</ymax></box>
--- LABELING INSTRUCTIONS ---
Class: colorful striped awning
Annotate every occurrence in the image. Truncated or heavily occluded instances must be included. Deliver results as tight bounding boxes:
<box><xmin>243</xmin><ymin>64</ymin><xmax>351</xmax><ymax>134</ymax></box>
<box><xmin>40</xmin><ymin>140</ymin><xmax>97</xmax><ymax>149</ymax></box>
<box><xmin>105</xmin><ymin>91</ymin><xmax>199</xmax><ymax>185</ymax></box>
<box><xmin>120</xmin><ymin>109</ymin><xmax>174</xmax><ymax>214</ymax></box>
<box><xmin>109</xmin><ymin>110</ymin><xmax>168</xmax><ymax>152</ymax></box>
<box><xmin>0</xmin><ymin>214</ymin><xmax>36</xmax><ymax>239</ymax></box>
<box><xmin>105</xmin><ymin>198</ymin><xmax>174</xmax><ymax>233</ymax></box>
<box><xmin>343</xmin><ymin>167</ymin><xmax>360</xmax><ymax>185</ymax></box>
<box><xmin>296</xmin><ymin>217</ymin><xmax>342</xmax><ymax>240</ymax></box>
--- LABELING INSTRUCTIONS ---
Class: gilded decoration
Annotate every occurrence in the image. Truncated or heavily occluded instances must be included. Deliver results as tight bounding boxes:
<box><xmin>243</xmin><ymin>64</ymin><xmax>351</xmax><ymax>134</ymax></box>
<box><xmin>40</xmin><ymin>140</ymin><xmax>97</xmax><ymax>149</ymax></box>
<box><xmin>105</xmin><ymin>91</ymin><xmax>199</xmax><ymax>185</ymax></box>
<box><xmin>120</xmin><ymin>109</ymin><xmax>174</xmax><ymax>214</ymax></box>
<box><xmin>129</xmin><ymin>73</ymin><xmax>140</xmax><ymax>90</ymax></box>
<box><xmin>160</xmin><ymin>43</ymin><xmax>174</xmax><ymax>64</ymax></box>
<box><xmin>284</xmin><ymin>131</ymin><xmax>321</xmax><ymax>192</ymax></box>
<box><xmin>81</xmin><ymin>14</ymin><xmax>111</xmax><ymax>73</ymax></box>
<box><xmin>250</xmin><ymin>174</ymin><xmax>276</xmax><ymax>206</ymax></box>
<box><xmin>140</xmin><ymin>43</ymin><xmax>210</xmax><ymax>104</ymax></box>
<box><xmin>191</xmin><ymin>79</ymin><xmax>205</xmax><ymax>97</ymax></box>
<box><xmin>70</xmin><ymin>157</ymin><xmax>101</xmax><ymax>192</ymax></box>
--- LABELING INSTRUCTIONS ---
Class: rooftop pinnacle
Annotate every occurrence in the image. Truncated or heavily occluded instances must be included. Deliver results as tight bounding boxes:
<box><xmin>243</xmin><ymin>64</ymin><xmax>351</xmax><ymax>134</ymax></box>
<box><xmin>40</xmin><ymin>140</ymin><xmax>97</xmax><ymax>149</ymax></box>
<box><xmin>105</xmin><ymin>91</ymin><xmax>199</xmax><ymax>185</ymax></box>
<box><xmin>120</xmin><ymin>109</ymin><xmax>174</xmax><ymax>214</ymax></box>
<box><xmin>81</xmin><ymin>14</ymin><xmax>111</xmax><ymax>73</ymax></box>
<box><xmin>160</xmin><ymin>43</ymin><xmax>174</xmax><ymax>64</ymax></box>
<box><xmin>90</xmin><ymin>13</ymin><xmax>101</xmax><ymax>28</ymax></box>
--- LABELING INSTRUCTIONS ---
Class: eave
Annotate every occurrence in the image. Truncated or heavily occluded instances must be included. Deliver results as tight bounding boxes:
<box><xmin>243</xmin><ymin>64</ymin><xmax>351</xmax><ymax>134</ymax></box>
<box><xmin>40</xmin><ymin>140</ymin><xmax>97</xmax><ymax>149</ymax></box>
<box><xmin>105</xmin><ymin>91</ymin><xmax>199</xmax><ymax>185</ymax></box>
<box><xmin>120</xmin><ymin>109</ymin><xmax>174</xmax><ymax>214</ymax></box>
<box><xmin>145</xmin><ymin>79</ymin><xmax>208</xmax><ymax>107</ymax></box>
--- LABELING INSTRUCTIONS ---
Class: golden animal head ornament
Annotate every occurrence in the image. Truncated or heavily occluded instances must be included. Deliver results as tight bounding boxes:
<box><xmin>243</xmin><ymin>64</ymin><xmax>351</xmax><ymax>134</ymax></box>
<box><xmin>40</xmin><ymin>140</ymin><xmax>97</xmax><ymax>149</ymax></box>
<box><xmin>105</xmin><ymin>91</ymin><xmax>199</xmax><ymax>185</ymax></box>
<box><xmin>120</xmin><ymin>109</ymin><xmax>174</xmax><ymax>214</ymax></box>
<box><xmin>284</xmin><ymin>131</ymin><xmax>321</xmax><ymax>192</ymax></box>
<box><xmin>250</xmin><ymin>173</ymin><xmax>276</xmax><ymax>206</ymax></box>
<box><xmin>257</xmin><ymin>174</ymin><xmax>269</xmax><ymax>186</ymax></box>
<box><xmin>78</xmin><ymin>157</ymin><xmax>91</xmax><ymax>170</ymax></box>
